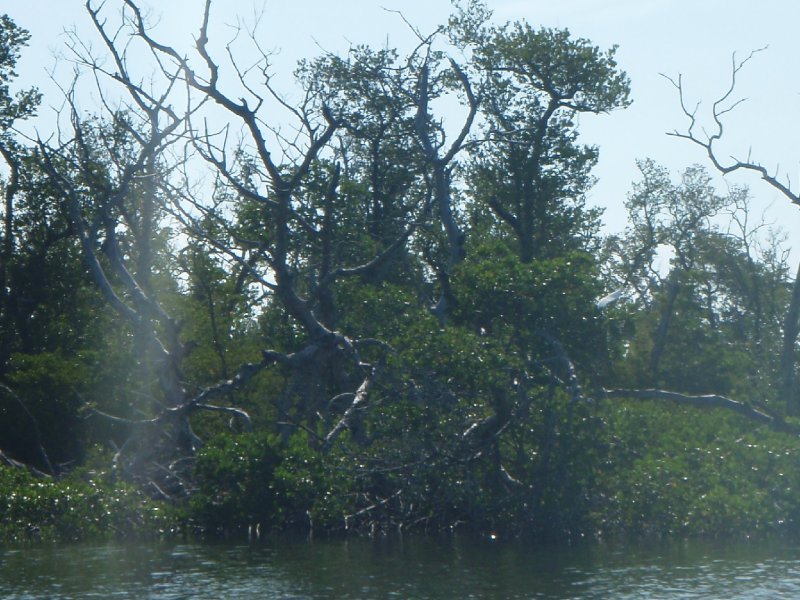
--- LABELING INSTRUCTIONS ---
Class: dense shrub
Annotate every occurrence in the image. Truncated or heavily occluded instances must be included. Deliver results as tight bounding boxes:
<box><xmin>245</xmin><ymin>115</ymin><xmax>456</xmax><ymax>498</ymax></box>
<box><xmin>188</xmin><ymin>432</ymin><xmax>351</xmax><ymax>534</ymax></box>
<box><xmin>0</xmin><ymin>461</ymin><xmax>174</xmax><ymax>542</ymax></box>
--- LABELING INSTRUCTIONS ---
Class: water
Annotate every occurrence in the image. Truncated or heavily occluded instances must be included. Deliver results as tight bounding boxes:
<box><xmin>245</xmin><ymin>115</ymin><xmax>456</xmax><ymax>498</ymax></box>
<box><xmin>2</xmin><ymin>534</ymin><xmax>800</xmax><ymax>599</ymax></box>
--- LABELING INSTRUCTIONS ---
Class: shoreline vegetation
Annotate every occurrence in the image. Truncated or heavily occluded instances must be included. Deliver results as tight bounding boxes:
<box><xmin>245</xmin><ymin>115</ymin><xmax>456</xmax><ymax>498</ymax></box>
<box><xmin>3</xmin><ymin>2</ymin><xmax>800</xmax><ymax>546</ymax></box>
<box><xmin>5</xmin><ymin>399</ymin><xmax>800</xmax><ymax>544</ymax></box>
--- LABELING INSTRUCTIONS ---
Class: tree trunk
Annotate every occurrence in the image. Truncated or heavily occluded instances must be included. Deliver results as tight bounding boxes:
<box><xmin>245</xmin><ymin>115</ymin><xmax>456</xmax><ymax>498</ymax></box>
<box><xmin>649</xmin><ymin>276</ymin><xmax>680</xmax><ymax>383</ymax></box>
<box><xmin>0</xmin><ymin>143</ymin><xmax>19</xmax><ymax>364</ymax></box>
<box><xmin>780</xmin><ymin>262</ymin><xmax>800</xmax><ymax>415</ymax></box>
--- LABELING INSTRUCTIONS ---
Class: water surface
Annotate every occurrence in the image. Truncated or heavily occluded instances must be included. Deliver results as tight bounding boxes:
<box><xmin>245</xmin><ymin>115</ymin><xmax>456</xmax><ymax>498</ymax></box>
<box><xmin>2</xmin><ymin>534</ymin><xmax>800</xmax><ymax>598</ymax></box>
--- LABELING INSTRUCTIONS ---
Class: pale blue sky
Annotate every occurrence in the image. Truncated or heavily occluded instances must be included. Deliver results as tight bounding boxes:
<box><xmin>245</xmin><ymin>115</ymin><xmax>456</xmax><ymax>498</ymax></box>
<box><xmin>6</xmin><ymin>0</ymin><xmax>800</xmax><ymax>246</ymax></box>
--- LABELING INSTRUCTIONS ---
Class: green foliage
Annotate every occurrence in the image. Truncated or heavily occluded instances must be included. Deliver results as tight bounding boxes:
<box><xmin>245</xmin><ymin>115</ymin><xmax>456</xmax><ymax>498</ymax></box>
<box><xmin>477</xmin><ymin>24</ymin><xmax>631</xmax><ymax>113</ymax></box>
<box><xmin>2</xmin><ymin>5</ymin><xmax>800</xmax><ymax>547</ymax></box>
<box><xmin>0</xmin><ymin>14</ymin><xmax>40</xmax><ymax>129</ymax></box>
<box><xmin>466</xmin><ymin>21</ymin><xmax>629</xmax><ymax>263</ymax></box>
<box><xmin>454</xmin><ymin>242</ymin><xmax>603</xmax><ymax>362</ymax></box>
<box><xmin>0</xmin><ymin>460</ymin><xmax>174</xmax><ymax>542</ymax></box>
<box><xmin>332</xmin><ymin>279</ymin><xmax>422</xmax><ymax>342</ymax></box>
<box><xmin>1</xmin><ymin>352</ymin><xmax>90</xmax><ymax>468</ymax></box>
<box><xmin>189</xmin><ymin>432</ymin><xmax>283</xmax><ymax>532</ymax></box>
<box><xmin>597</xmin><ymin>401</ymin><xmax>800</xmax><ymax>538</ymax></box>
<box><xmin>189</xmin><ymin>432</ymin><xmax>348</xmax><ymax>533</ymax></box>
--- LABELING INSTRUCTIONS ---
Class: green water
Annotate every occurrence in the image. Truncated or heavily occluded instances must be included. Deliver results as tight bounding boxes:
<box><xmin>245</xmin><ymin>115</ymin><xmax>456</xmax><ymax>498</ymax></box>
<box><xmin>2</xmin><ymin>535</ymin><xmax>800</xmax><ymax>598</ymax></box>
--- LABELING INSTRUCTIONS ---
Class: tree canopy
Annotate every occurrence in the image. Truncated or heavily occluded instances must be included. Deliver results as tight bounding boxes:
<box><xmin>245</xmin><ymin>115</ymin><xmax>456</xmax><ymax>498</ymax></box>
<box><xmin>2</xmin><ymin>1</ymin><xmax>800</xmax><ymax>542</ymax></box>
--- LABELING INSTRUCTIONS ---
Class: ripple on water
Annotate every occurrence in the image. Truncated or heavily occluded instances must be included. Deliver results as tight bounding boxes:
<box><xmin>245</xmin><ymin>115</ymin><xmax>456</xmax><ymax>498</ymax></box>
<box><xmin>3</xmin><ymin>537</ymin><xmax>800</xmax><ymax>599</ymax></box>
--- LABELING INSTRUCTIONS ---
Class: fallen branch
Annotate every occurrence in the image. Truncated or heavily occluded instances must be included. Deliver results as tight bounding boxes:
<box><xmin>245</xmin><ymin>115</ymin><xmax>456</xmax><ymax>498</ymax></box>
<box><xmin>344</xmin><ymin>489</ymin><xmax>402</xmax><ymax>531</ymax></box>
<box><xmin>603</xmin><ymin>388</ymin><xmax>800</xmax><ymax>434</ymax></box>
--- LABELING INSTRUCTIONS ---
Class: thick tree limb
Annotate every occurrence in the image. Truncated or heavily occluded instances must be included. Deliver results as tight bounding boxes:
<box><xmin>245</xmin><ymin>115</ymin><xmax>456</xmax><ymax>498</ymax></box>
<box><xmin>781</xmin><ymin>262</ymin><xmax>800</xmax><ymax>414</ymax></box>
<box><xmin>188</xmin><ymin>345</ymin><xmax>321</xmax><ymax>414</ymax></box>
<box><xmin>413</xmin><ymin>55</ymin><xmax>477</xmax><ymax>322</ymax></box>
<box><xmin>323</xmin><ymin>367</ymin><xmax>376</xmax><ymax>451</ymax></box>
<box><xmin>0</xmin><ymin>141</ymin><xmax>20</xmax><ymax>300</ymax></box>
<box><xmin>39</xmin><ymin>144</ymin><xmax>142</xmax><ymax>324</ymax></box>
<box><xmin>487</xmin><ymin>194</ymin><xmax>520</xmax><ymax>234</ymax></box>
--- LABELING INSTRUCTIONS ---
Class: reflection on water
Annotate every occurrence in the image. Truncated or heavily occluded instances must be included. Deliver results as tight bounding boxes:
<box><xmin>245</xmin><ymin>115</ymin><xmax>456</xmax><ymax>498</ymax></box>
<box><xmin>2</xmin><ymin>534</ymin><xmax>800</xmax><ymax>599</ymax></box>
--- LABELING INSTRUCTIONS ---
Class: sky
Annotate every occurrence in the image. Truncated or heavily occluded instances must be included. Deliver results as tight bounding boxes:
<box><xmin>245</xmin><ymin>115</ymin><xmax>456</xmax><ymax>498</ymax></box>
<box><xmin>5</xmin><ymin>0</ymin><xmax>800</xmax><ymax>252</ymax></box>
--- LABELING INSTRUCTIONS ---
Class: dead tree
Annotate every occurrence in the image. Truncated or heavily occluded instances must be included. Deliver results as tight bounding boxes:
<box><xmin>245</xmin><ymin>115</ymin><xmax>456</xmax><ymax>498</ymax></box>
<box><xmin>56</xmin><ymin>0</ymin><xmax>436</xmax><ymax>458</ymax></box>
<box><xmin>33</xmin><ymin>5</ymin><xmax>262</xmax><ymax>492</ymax></box>
<box><xmin>665</xmin><ymin>49</ymin><xmax>800</xmax><ymax>414</ymax></box>
<box><xmin>413</xmin><ymin>57</ymin><xmax>479</xmax><ymax>323</ymax></box>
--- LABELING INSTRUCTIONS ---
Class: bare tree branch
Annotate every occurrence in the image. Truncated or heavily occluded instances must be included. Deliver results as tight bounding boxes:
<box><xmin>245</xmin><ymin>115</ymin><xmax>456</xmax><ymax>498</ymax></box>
<box><xmin>664</xmin><ymin>48</ymin><xmax>800</xmax><ymax>206</ymax></box>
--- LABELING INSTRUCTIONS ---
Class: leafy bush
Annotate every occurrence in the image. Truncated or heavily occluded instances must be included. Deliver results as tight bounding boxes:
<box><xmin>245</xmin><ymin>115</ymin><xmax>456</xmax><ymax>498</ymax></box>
<box><xmin>0</xmin><ymin>461</ymin><xmax>174</xmax><ymax>542</ymax></box>
<box><xmin>188</xmin><ymin>432</ymin><xmax>350</xmax><ymax>534</ymax></box>
<box><xmin>595</xmin><ymin>402</ymin><xmax>800</xmax><ymax>538</ymax></box>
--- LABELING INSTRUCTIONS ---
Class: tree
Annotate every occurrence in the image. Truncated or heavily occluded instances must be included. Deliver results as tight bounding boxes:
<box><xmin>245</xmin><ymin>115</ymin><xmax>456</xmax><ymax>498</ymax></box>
<box><xmin>296</xmin><ymin>31</ymin><xmax>478</xmax><ymax>325</ymax></box>
<box><xmin>666</xmin><ymin>50</ymin><xmax>800</xmax><ymax>413</ymax></box>
<box><xmin>609</xmin><ymin>161</ymin><xmax>730</xmax><ymax>384</ymax></box>
<box><xmin>468</xmin><ymin>24</ymin><xmax>630</xmax><ymax>263</ymax></box>
<box><xmin>606</xmin><ymin>160</ymin><xmax>795</xmax><ymax>399</ymax></box>
<box><xmin>36</xmin><ymin>27</ymin><xmax>255</xmax><ymax>489</ymax></box>
<box><xmin>0</xmin><ymin>16</ymin><xmax>91</xmax><ymax>474</ymax></box>
<box><xmin>25</xmin><ymin>0</ymin><xmax>783</xmax><ymax>540</ymax></box>
<box><xmin>0</xmin><ymin>14</ymin><xmax>42</xmax><ymax>364</ymax></box>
